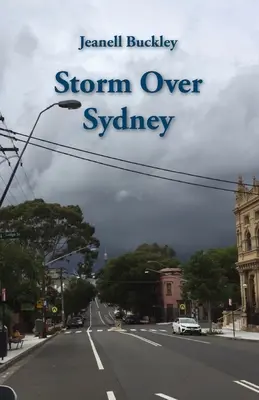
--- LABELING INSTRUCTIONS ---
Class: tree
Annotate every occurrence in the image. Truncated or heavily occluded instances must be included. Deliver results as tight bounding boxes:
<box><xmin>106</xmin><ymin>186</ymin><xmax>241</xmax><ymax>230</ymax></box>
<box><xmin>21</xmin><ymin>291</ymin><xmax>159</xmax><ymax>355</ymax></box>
<box><xmin>182</xmin><ymin>247</ymin><xmax>239</xmax><ymax>331</ymax></box>
<box><xmin>97</xmin><ymin>243</ymin><xmax>180</xmax><ymax>316</ymax></box>
<box><xmin>77</xmin><ymin>246</ymin><xmax>99</xmax><ymax>278</ymax></box>
<box><xmin>0</xmin><ymin>199</ymin><xmax>100</xmax><ymax>261</ymax></box>
<box><xmin>0</xmin><ymin>241</ymin><xmax>41</xmax><ymax>313</ymax></box>
<box><xmin>64</xmin><ymin>278</ymin><xmax>96</xmax><ymax>316</ymax></box>
<box><xmin>135</xmin><ymin>243</ymin><xmax>176</xmax><ymax>259</ymax></box>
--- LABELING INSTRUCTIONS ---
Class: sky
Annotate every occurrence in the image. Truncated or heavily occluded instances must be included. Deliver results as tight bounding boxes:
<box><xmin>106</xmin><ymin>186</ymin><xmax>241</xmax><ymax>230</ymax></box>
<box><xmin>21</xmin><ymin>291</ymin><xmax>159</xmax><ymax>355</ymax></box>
<box><xmin>0</xmin><ymin>0</ymin><xmax>259</xmax><ymax>266</ymax></box>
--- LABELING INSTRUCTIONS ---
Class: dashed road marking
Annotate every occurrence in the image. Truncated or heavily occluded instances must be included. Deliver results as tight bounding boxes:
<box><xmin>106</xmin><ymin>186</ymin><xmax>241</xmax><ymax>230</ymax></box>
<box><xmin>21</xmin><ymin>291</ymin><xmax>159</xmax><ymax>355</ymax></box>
<box><xmin>140</xmin><ymin>329</ymin><xmax>147</xmax><ymax>331</ymax></box>
<box><xmin>75</xmin><ymin>330</ymin><xmax>82</xmax><ymax>333</ymax></box>
<box><xmin>119</xmin><ymin>332</ymin><xmax>162</xmax><ymax>347</ymax></box>
<box><xmin>130</xmin><ymin>329</ymin><xmax>136</xmax><ymax>331</ymax></box>
<box><xmin>159</xmin><ymin>329</ymin><xmax>167</xmax><ymax>332</ymax></box>
<box><xmin>97</xmin><ymin>329</ymin><xmax>103</xmax><ymax>332</ymax></box>
<box><xmin>234</xmin><ymin>380</ymin><xmax>259</xmax><ymax>394</ymax></box>
<box><xmin>107</xmin><ymin>391</ymin><xmax>116</xmax><ymax>400</ymax></box>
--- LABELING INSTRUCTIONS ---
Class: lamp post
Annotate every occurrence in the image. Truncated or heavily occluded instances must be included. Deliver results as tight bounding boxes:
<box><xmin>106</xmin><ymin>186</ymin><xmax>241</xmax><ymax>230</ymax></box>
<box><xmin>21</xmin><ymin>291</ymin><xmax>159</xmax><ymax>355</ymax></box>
<box><xmin>41</xmin><ymin>244</ymin><xmax>89</xmax><ymax>336</ymax></box>
<box><xmin>0</xmin><ymin>100</ymin><xmax>81</xmax><ymax>207</ymax></box>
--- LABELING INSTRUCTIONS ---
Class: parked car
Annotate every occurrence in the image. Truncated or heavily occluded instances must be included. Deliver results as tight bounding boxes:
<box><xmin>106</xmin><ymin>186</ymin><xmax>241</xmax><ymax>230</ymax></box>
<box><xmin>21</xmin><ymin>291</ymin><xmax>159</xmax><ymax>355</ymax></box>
<box><xmin>172</xmin><ymin>317</ymin><xmax>201</xmax><ymax>335</ymax></box>
<box><xmin>124</xmin><ymin>314</ymin><xmax>140</xmax><ymax>324</ymax></box>
<box><xmin>67</xmin><ymin>317</ymin><xmax>84</xmax><ymax>329</ymax></box>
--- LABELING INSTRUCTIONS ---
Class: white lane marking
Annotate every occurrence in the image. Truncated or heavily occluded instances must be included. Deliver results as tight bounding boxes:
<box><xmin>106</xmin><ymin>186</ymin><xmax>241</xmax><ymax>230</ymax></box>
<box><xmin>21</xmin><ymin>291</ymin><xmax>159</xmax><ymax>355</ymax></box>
<box><xmin>95</xmin><ymin>297</ymin><xmax>99</xmax><ymax>309</ymax></box>
<box><xmin>107</xmin><ymin>391</ymin><xmax>116</xmax><ymax>400</ymax></box>
<box><xmin>104</xmin><ymin>304</ymin><xmax>107</xmax><ymax>308</ymax></box>
<box><xmin>87</xmin><ymin>326</ymin><xmax>104</xmax><ymax>370</ymax></box>
<box><xmin>109</xmin><ymin>312</ymin><xmax>115</xmax><ymax>321</ymax></box>
<box><xmin>89</xmin><ymin>302</ymin><xmax>92</xmax><ymax>329</ymax></box>
<box><xmin>140</xmin><ymin>329</ymin><xmax>147</xmax><ymax>331</ymax></box>
<box><xmin>97</xmin><ymin>330</ymin><xmax>103</xmax><ymax>332</ymax></box>
<box><xmin>150</xmin><ymin>329</ymin><xmax>157</xmax><ymax>332</ymax></box>
<box><xmin>150</xmin><ymin>331</ymin><xmax>210</xmax><ymax>344</ymax></box>
<box><xmin>159</xmin><ymin>330</ymin><xmax>167</xmax><ymax>332</ymax></box>
<box><xmin>76</xmin><ymin>330</ymin><xmax>82</xmax><ymax>333</ymax></box>
<box><xmin>119</xmin><ymin>331</ymin><xmax>162</xmax><ymax>347</ymax></box>
<box><xmin>155</xmin><ymin>393</ymin><xmax>178</xmax><ymax>400</ymax></box>
<box><xmin>130</xmin><ymin>329</ymin><xmax>136</xmax><ymax>331</ymax></box>
<box><xmin>98</xmin><ymin>311</ymin><xmax>107</xmax><ymax>325</ymax></box>
<box><xmin>234</xmin><ymin>380</ymin><xmax>259</xmax><ymax>394</ymax></box>
<box><xmin>104</xmin><ymin>314</ymin><xmax>114</xmax><ymax>324</ymax></box>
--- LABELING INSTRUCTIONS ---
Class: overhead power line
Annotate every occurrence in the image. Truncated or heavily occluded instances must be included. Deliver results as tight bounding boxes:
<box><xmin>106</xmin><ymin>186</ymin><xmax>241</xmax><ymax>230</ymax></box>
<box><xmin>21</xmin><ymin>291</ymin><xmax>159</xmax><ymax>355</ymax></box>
<box><xmin>0</xmin><ymin>131</ymin><xmax>250</xmax><ymax>196</ymax></box>
<box><xmin>0</xmin><ymin>127</ymin><xmax>250</xmax><ymax>188</ymax></box>
<box><xmin>0</xmin><ymin>115</ymin><xmax>35</xmax><ymax>200</ymax></box>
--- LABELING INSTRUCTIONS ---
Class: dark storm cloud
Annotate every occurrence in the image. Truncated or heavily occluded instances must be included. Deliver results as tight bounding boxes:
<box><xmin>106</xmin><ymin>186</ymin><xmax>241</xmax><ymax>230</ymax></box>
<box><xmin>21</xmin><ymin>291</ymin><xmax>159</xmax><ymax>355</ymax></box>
<box><xmin>0</xmin><ymin>0</ymin><xmax>259</xmax><ymax>260</ymax></box>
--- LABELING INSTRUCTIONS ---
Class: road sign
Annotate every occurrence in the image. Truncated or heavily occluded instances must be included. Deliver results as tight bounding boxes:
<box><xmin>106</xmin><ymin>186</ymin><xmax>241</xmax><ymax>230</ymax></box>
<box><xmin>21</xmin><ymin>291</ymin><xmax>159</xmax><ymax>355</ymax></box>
<box><xmin>36</xmin><ymin>299</ymin><xmax>43</xmax><ymax>309</ymax></box>
<box><xmin>0</xmin><ymin>231</ymin><xmax>20</xmax><ymax>240</ymax></box>
<box><xmin>52</xmin><ymin>306</ymin><xmax>58</xmax><ymax>313</ymax></box>
<box><xmin>1</xmin><ymin>288</ymin><xmax>6</xmax><ymax>302</ymax></box>
<box><xmin>179</xmin><ymin>304</ymin><xmax>186</xmax><ymax>311</ymax></box>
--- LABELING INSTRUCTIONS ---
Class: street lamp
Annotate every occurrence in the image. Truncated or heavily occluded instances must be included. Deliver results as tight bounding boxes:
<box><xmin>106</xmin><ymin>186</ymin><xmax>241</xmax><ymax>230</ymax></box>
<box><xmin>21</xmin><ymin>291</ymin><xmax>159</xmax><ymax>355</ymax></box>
<box><xmin>0</xmin><ymin>100</ymin><xmax>81</xmax><ymax>207</ymax></box>
<box><xmin>243</xmin><ymin>283</ymin><xmax>248</xmax><ymax>311</ymax></box>
<box><xmin>41</xmin><ymin>244</ymin><xmax>88</xmax><ymax>335</ymax></box>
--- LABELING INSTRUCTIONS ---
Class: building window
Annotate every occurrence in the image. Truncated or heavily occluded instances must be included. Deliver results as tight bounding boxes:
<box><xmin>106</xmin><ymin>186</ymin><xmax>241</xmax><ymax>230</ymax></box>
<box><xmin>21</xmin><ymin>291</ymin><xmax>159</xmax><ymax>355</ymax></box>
<box><xmin>244</xmin><ymin>215</ymin><xmax>250</xmax><ymax>225</ymax></box>
<box><xmin>245</xmin><ymin>230</ymin><xmax>252</xmax><ymax>251</ymax></box>
<box><xmin>166</xmin><ymin>283</ymin><xmax>172</xmax><ymax>296</ymax></box>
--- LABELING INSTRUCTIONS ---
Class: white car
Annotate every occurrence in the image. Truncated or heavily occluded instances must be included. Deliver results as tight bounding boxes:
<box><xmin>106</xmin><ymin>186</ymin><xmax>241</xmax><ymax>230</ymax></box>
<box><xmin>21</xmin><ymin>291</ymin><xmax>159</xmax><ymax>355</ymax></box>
<box><xmin>172</xmin><ymin>317</ymin><xmax>201</xmax><ymax>335</ymax></box>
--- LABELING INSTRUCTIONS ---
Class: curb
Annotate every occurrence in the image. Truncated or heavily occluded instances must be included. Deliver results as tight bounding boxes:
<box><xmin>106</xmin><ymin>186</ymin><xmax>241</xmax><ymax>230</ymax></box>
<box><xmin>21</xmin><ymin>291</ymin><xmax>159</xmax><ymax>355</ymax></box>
<box><xmin>214</xmin><ymin>335</ymin><xmax>259</xmax><ymax>343</ymax></box>
<box><xmin>0</xmin><ymin>332</ymin><xmax>60</xmax><ymax>373</ymax></box>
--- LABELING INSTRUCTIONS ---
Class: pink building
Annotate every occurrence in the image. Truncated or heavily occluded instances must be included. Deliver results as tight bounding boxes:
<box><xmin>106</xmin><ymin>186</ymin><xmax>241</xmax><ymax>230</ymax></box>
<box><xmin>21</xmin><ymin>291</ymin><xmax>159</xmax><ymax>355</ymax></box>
<box><xmin>159</xmin><ymin>268</ymin><xmax>183</xmax><ymax>322</ymax></box>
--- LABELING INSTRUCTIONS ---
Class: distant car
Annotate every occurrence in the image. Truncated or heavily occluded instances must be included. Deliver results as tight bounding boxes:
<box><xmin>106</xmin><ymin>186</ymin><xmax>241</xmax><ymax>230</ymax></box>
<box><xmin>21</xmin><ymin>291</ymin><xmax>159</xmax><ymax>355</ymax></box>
<box><xmin>67</xmin><ymin>317</ymin><xmax>84</xmax><ymax>329</ymax></box>
<box><xmin>124</xmin><ymin>314</ymin><xmax>140</xmax><ymax>324</ymax></box>
<box><xmin>172</xmin><ymin>317</ymin><xmax>201</xmax><ymax>335</ymax></box>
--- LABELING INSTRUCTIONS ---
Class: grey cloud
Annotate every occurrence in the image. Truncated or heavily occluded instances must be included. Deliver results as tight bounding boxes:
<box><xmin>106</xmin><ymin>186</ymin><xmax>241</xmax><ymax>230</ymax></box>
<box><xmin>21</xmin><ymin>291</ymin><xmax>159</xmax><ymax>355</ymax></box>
<box><xmin>0</xmin><ymin>0</ymin><xmax>258</xmax><ymax>261</ymax></box>
<box><xmin>14</xmin><ymin>27</ymin><xmax>38</xmax><ymax>57</ymax></box>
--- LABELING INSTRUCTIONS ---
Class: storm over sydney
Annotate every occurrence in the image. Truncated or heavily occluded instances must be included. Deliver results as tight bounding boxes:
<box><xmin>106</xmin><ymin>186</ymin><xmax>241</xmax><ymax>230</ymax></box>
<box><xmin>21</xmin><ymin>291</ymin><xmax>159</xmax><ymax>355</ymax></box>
<box><xmin>0</xmin><ymin>0</ymin><xmax>259</xmax><ymax>265</ymax></box>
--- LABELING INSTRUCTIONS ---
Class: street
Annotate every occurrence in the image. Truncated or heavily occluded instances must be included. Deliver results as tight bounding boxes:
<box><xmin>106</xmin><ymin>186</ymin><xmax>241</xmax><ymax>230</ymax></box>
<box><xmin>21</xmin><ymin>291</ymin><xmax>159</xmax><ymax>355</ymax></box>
<box><xmin>2</xmin><ymin>299</ymin><xmax>259</xmax><ymax>400</ymax></box>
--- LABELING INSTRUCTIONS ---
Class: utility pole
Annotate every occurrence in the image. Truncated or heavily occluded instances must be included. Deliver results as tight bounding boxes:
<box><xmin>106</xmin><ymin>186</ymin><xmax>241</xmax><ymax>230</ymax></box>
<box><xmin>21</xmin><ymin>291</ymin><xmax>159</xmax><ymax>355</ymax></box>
<box><xmin>60</xmin><ymin>267</ymin><xmax>65</xmax><ymax>327</ymax></box>
<box><xmin>41</xmin><ymin>262</ymin><xmax>47</xmax><ymax>338</ymax></box>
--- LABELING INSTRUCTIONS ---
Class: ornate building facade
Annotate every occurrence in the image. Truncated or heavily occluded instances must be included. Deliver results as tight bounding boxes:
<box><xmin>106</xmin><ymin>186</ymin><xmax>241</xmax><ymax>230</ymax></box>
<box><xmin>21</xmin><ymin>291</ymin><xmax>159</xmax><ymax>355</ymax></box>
<box><xmin>234</xmin><ymin>176</ymin><xmax>259</xmax><ymax>329</ymax></box>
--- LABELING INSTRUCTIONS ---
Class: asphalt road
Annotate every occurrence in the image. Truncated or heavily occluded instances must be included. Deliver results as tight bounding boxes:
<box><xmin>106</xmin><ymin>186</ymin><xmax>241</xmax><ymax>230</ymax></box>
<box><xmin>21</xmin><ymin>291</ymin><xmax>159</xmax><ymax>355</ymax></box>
<box><xmin>2</xmin><ymin>298</ymin><xmax>259</xmax><ymax>400</ymax></box>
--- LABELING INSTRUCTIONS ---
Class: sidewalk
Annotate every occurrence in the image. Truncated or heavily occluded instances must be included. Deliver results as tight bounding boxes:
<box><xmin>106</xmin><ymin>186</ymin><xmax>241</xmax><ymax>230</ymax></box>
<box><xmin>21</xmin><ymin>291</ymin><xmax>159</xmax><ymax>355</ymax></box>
<box><xmin>217</xmin><ymin>328</ymin><xmax>259</xmax><ymax>341</ymax></box>
<box><xmin>0</xmin><ymin>334</ymin><xmax>54</xmax><ymax>369</ymax></box>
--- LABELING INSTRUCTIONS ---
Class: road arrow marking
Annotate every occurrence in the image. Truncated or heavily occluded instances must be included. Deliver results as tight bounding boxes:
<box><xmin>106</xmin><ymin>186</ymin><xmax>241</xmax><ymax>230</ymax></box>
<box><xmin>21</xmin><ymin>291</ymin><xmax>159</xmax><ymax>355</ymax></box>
<box><xmin>155</xmin><ymin>393</ymin><xmax>178</xmax><ymax>400</ymax></box>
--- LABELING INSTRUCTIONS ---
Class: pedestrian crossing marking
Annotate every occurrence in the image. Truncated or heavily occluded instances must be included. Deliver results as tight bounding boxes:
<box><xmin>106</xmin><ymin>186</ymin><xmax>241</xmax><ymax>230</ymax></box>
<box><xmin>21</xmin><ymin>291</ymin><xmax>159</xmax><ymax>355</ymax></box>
<box><xmin>63</xmin><ymin>328</ymin><xmax>163</xmax><ymax>335</ymax></box>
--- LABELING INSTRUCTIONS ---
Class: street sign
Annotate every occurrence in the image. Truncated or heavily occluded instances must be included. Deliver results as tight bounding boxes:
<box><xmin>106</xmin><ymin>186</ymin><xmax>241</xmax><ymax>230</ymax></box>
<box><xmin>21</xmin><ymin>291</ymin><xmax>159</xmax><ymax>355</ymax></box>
<box><xmin>36</xmin><ymin>299</ymin><xmax>43</xmax><ymax>309</ymax></box>
<box><xmin>179</xmin><ymin>304</ymin><xmax>186</xmax><ymax>311</ymax></box>
<box><xmin>1</xmin><ymin>289</ymin><xmax>6</xmax><ymax>302</ymax></box>
<box><xmin>0</xmin><ymin>231</ymin><xmax>20</xmax><ymax>240</ymax></box>
<box><xmin>52</xmin><ymin>306</ymin><xmax>58</xmax><ymax>313</ymax></box>
<box><xmin>228</xmin><ymin>298</ymin><xmax>232</xmax><ymax>306</ymax></box>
